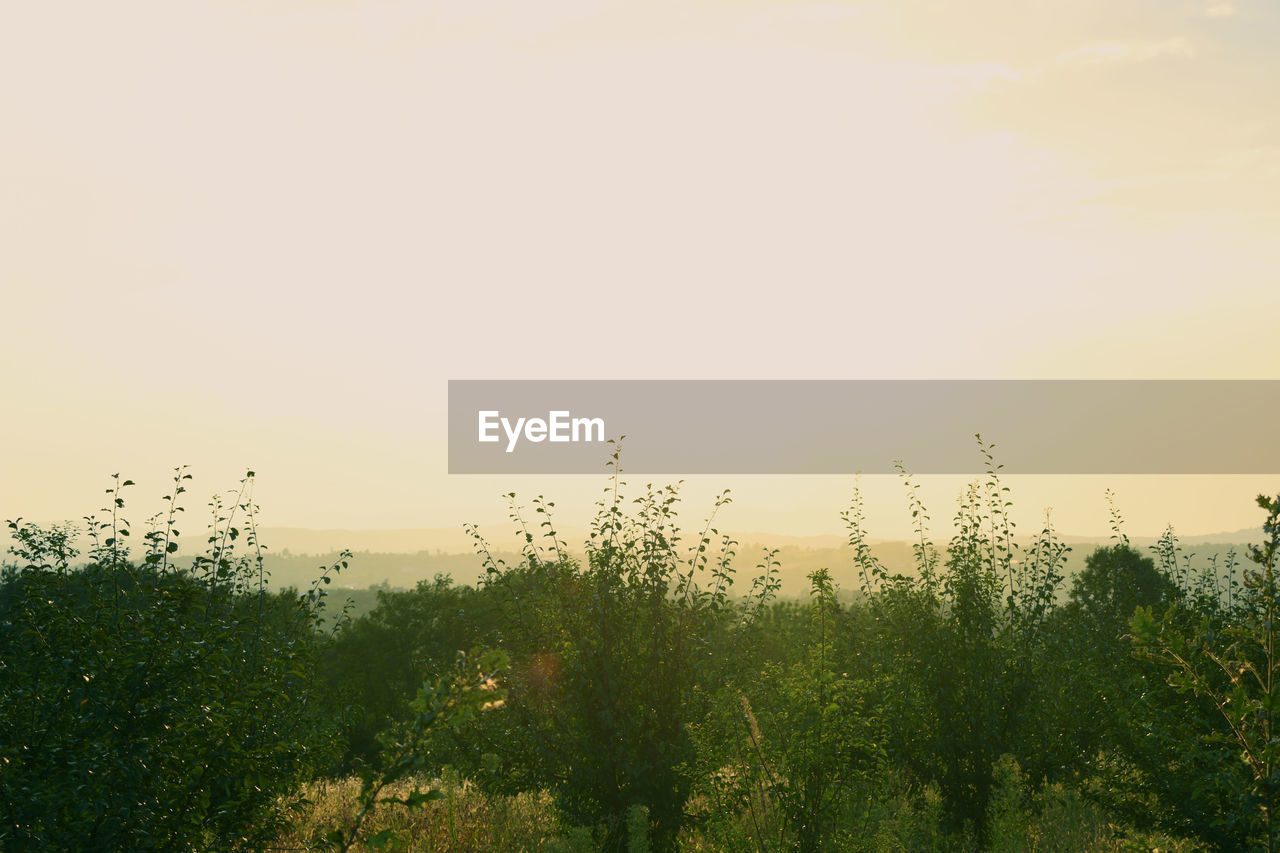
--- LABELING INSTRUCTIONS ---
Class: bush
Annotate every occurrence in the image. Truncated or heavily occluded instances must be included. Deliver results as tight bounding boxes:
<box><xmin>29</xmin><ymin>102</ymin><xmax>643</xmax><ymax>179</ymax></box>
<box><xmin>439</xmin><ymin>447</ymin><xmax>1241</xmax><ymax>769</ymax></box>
<box><xmin>1130</xmin><ymin>493</ymin><xmax>1280</xmax><ymax>850</ymax></box>
<box><xmin>704</xmin><ymin>569</ymin><xmax>886</xmax><ymax>853</ymax></box>
<box><xmin>850</xmin><ymin>445</ymin><xmax>1069</xmax><ymax>844</ymax></box>
<box><xmin>466</xmin><ymin>444</ymin><xmax>746</xmax><ymax>852</ymax></box>
<box><xmin>0</xmin><ymin>470</ymin><xmax>345</xmax><ymax>851</ymax></box>
<box><xmin>319</xmin><ymin>574</ymin><xmax>502</xmax><ymax>772</ymax></box>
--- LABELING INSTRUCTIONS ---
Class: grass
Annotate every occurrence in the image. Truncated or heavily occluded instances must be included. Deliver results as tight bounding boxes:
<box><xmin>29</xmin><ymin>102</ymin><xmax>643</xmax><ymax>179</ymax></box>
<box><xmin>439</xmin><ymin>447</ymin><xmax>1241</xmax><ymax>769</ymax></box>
<box><xmin>275</xmin><ymin>771</ymin><xmax>593</xmax><ymax>852</ymax></box>
<box><xmin>276</xmin><ymin>761</ymin><xmax>1206</xmax><ymax>852</ymax></box>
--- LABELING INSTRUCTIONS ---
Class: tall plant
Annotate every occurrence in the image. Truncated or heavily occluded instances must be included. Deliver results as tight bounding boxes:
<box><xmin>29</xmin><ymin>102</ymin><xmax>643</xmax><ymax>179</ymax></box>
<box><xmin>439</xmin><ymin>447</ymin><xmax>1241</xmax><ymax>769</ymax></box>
<box><xmin>851</xmin><ymin>438</ymin><xmax>1069</xmax><ymax>843</ymax></box>
<box><xmin>466</xmin><ymin>441</ymin><xmax>742</xmax><ymax>852</ymax></box>
<box><xmin>0</xmin><ymin>470</ymin><xmax>346</xmax><ymax>851</ymax></box>
<box><xmin>727</xmin><ymin>568</ymin><xmax>886</xmax><ymax>853</ymax></box>
<box><xmin>1131</xmin><ymin>493</ymin><xmax>1280</xmax><ymax>851</ymax></box>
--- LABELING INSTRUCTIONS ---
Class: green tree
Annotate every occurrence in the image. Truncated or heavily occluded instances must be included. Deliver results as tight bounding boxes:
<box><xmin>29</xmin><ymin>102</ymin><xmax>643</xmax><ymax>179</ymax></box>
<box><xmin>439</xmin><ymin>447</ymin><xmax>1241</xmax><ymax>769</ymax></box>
<box><xmin>1131</xmin><ymin>493</ymin><xmax>1280</xmax><ymax>851</ymax></box>
<box><xmin>852</xmin><ymin>444</ymin><xmax>1069</xmax><ymax>845</ymax></box>
<box><xmin>467</xmin><ymin>444</ymin><xmax>743</xmax><ymax>852</ymax></box>
<box><xmin>319</xmin><ymin>574</ymin><xmax>501</xmax><ymax>771</ymax></box>
<box><xmin>1069</xmin><ymin>543</ymin><xmax>1176</xmax><ymax>631</ymax></box>
<box><xmin>0</xmin><ymin>470</ymin><xmax>345</xmax><ymax>851</ymax></box>
<box><xmin>735</xmin><ymin>569</ymin><xmax>886</xmax><ymax>853</ymax></box>
<box><xmin>317</xmin><ymin>648</ymin><xmax>509</xmax><ymax>853</ymax></box>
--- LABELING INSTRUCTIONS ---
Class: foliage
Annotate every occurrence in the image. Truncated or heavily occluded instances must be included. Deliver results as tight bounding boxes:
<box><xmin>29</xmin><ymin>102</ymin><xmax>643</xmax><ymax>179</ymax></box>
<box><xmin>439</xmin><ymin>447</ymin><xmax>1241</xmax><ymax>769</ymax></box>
<box><xmin>730</xmin><ymin>569</ymin><xmax>885</xmax><ymax>852</ymax></box>
<box><xmin>7</xmin><ymin>453</ymin><xmax>1277</xmax><ymax>853</ymax></box>
<box><xmin>851</xmin><ymin>442</ymin><xmax>1070</xmax><ymax>844</ymax></box>
<box><xmin>316</xmin><ymin>649</ymin><xmax>509</xmax><ymax>852</ymax></box>
<box><xmin>465</xmin><ymin>441</ymin><xmax>746</xmax><ymax>852</ymax></box>
<box><xmin>1130</xmin><ymin>493</ymin><xmax>1280</xmax><ymax>850</ymax></box>
<box><xmin>1069</xmin><ymin>542</ymin><xmax>1177</xmax><ymax>632</ymax></box>
<box><xmin>319</xmin><ymin>574</ymin><xmax>502</xmax><ymax>771</ymax></box>
<box><xmin>0</xmin><ymin>470</ymin><xmax>347</xmax><ymax>851</ymax></box>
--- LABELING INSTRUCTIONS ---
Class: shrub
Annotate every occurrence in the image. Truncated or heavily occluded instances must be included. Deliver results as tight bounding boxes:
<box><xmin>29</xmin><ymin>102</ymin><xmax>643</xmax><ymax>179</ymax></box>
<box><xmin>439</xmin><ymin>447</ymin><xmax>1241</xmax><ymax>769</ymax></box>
<box><xmin>726</xmin><ymin>569</ymin><xmax>886</xmax><ymax>853</ymax></box>
<box><xmin>0</xmin><ymin>470</ymin><xmax>345</xmax><ymax>851</ymax></box>
<box><xmin>850</xmin><ymin>443</ymin><xmax>1069</xmax><ymax>844</ymax></box>
<box><xmin>466</xmin><ymin>442</ymin><xmax>745</xmax><ymax>852</ymax></box>
<box><xmin>1130</xmin><ymin>493</ymin><xmax>1280</xmax><ymax>851</ymax></box>
<box><xmin>319</xmin><ymin>574</ymin><xmax>502</xmax><ymax>772</ymax></box>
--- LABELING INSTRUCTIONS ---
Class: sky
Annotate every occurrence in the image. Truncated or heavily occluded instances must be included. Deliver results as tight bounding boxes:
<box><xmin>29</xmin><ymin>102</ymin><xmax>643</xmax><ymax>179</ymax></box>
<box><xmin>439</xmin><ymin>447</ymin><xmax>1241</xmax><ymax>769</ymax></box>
<box><xmin>2</xmin><ymin>0</ymin><xmax>1278</xmax><ymax>544</ymax></box>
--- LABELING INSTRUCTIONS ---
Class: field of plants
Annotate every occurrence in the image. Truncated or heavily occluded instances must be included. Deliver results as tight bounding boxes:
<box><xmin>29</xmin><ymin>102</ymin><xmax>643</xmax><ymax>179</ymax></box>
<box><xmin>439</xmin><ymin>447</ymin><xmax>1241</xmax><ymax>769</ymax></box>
<box><xmin>4</xmin><ymin>446</ymin><xmax>1279</xmax><ymax>851</ymax></box>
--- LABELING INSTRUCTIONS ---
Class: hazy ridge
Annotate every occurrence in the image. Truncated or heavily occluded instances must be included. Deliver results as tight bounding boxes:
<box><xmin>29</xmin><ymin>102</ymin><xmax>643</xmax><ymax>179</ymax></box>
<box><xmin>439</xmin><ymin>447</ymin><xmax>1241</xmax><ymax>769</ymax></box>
<box><xmin>251</xmin><ymin>525</ymin><xmax>1261</xmax><ymax>596</ymax></box>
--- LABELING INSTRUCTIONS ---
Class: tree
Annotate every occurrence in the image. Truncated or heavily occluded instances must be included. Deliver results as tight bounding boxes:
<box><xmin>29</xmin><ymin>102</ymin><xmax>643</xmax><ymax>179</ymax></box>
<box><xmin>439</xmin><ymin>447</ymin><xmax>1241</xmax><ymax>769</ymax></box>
<box><xmin>851</xmin><ymin>443</ymin><xmax>1068</xmax><ymax>844</ymax></box>
<box><xmin>0</xmin><ymin>471</ymin><xmax>345</xmax><ymax>851</ymax></box>
<box><xmin>467</xmin><ymin>444</ymin><xmax>743</xmax><ymax>852</ymax></box>
<box><xmin>319</xmin><ymin>574</ymin><xmax>501</xmax><ymax>771</ymax></box>
<box><xmin>1069</xmin><ymin>543</ymin><xmax>1176</xmax><ymax>632</ymax></box>
<box><xmin>735</xmin><ymin>569</ymin><xmax>886</xmax><ymax>853</ymax></box>
<box><xmin>1131</xmin><ymin>493</ymin><xmax>1280</xmax><ymax>851</ymax></box>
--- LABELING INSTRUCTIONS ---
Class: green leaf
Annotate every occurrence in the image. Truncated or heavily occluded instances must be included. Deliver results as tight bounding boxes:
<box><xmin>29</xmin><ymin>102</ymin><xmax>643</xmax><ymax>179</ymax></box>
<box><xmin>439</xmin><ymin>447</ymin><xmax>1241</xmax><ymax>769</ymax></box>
<box><xmin>367</xmin><ymin>828</ymin><xmax>398</xmax><ymax>849</ymax></box>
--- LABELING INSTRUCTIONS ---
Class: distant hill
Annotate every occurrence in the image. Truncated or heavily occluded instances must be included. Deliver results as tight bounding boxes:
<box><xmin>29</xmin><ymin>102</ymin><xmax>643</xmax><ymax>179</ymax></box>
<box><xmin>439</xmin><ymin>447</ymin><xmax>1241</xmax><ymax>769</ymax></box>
<box><xmin>257</xmin><ymin>525</ymin><xmax>595</xmax><ymax>557</ymax></box>
<box><xmin>254</xmin><ymin>524</ymin><xmax>1262</xmax><ymax>559</ymax></box>
<box><xmin>256</xmin><ymin>529</ymin><xmax>1260</xmax><ymax>600</ymax></box>
<box><xmin>5</xmin><ymin>523</ymin><xmax>1263</xmax><ymax>600</ymax></box>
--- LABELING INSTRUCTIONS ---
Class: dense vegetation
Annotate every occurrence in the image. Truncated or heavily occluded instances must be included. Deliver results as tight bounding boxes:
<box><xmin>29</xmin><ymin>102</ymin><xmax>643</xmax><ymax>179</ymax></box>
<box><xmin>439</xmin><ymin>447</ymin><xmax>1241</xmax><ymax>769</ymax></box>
<box><xmin>4</xmin><ymin>448</ymin><xmax>1279</xmax><ymax>851</ymax></box>
<box><xmin>0</xmin><ymin>470</ymin><xmax>348</xmax><ymax>850</ymax></box>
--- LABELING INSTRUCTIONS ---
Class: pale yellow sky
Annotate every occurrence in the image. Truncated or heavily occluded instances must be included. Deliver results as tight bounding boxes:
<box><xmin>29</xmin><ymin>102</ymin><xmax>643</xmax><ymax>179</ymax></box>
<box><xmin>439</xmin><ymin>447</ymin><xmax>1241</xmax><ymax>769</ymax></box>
<box><xmin>2</xmin><ymin>1</ymin><xmax>1277</xmax><ymax>542</ymax></box>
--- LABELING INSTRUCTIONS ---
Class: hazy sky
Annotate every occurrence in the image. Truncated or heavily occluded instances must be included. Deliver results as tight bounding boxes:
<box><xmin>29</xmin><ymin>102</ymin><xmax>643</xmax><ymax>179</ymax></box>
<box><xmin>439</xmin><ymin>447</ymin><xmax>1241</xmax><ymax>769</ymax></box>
<box><xmin>3</xmin><ymin>1</ymin><xmax>1277</xmax><ymax>542</ymax></box>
